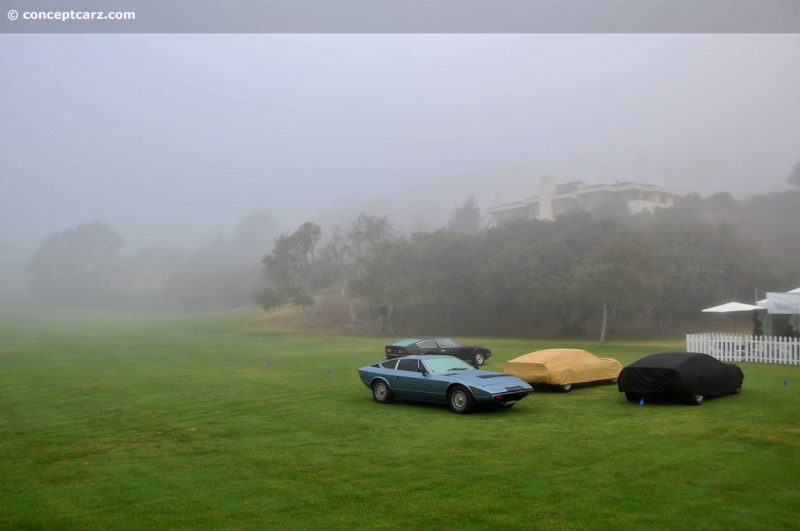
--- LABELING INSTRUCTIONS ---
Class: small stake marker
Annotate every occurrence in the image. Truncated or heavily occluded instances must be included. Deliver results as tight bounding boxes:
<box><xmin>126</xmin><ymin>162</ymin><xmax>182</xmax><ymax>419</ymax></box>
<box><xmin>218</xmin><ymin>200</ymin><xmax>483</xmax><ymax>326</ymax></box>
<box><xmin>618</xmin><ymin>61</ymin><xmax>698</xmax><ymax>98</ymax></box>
<box><xmin>639</xmin><ymin>397</ymin><xmax>645</xmax><ymax>406</ymax></box>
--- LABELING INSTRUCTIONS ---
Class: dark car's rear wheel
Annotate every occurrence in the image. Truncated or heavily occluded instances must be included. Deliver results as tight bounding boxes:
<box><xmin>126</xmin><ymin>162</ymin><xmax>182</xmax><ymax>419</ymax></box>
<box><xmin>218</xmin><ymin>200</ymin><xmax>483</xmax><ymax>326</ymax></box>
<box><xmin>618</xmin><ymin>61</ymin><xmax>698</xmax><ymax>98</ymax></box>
<box><xmin>691</xmin><ymin>394</ymin><xmax>705</xmax><ymax>405</ymax></box>
<box><xmin>473</xmin><ymin>351</ymin><xmax>486</xmax><ymax>366</ymax></box>
<box><xmin>448</xmin><ymin>385</ymin><xmax>476</xmax><ymax>414</ymax></box>
<box><xmin>372</xmin><ymin>380</ymin><xmax>395</xmax><ymax>404</ymax></box>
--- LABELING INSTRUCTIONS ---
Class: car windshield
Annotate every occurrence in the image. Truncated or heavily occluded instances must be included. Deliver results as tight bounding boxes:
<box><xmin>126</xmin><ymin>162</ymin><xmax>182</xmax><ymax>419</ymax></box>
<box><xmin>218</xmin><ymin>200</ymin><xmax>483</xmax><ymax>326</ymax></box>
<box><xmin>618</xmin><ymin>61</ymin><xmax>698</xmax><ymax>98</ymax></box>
<box><xmin>423</xmin><ymin>357</ymin><xmax>475</xmax><ymax>375</ymax></box>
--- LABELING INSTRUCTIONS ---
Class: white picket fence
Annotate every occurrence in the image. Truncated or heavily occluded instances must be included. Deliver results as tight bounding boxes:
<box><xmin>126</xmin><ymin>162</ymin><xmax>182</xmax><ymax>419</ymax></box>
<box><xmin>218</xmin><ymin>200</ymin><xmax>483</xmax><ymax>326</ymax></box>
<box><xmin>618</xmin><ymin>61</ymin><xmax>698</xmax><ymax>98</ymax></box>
<box><xmin>686</xmin><ymin>333</ymin><xmax>800</xmax><ymax>365</ymax></box>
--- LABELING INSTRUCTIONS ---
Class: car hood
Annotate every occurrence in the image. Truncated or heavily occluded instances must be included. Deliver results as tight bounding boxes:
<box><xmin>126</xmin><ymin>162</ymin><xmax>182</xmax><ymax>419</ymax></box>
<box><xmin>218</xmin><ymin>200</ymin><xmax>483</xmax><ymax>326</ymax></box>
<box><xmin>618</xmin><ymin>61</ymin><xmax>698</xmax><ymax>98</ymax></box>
<box><xmin>446</xmin><ymin>370</ymin><xmax>532</xmax><ymax>391</ymax></box>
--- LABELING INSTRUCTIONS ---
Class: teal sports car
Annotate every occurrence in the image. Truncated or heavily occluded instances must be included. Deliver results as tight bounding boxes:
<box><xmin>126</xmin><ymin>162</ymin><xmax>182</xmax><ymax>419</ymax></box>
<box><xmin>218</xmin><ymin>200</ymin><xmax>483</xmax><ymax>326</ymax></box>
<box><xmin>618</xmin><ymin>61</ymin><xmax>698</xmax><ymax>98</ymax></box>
<box><xmin>358</xmin><ymin>355</ymin><xmax>533</xmax><ymax>414</ymax></box>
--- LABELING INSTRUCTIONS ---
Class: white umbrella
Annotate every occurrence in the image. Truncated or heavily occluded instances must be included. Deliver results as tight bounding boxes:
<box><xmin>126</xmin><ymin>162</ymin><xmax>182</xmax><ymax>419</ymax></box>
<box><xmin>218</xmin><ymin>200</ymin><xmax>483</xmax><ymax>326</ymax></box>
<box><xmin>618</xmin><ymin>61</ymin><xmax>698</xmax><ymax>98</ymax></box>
<box><xmin>702</xmin><ymin>302</ymin><xmax>766</xmax><ymax>313</ymax></box>
<box><xmin>702</xmin><ymin>301</ymin><xmax>766</xmax><ymax>333</ymax></box>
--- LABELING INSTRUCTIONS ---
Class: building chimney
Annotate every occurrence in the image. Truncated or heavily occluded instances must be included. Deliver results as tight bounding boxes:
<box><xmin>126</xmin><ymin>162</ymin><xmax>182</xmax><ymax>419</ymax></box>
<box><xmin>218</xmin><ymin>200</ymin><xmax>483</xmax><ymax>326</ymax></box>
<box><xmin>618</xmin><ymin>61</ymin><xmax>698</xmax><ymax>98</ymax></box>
<box><xmin>539</xmin><ymin>175</ymin><xmax>557</xmax><ymax>220</ymax></box>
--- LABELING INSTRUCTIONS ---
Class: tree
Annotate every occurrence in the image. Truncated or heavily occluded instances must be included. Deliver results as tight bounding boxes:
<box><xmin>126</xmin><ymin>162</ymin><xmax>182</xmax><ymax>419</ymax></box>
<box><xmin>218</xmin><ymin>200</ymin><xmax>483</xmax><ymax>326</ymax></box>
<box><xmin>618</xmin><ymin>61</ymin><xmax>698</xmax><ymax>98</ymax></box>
<box><xmin>229</xmin><ymin>210</ymin><xmax>281</xmax><ymax>265</ymax></box>
<box><xmin>531</xmin><ymin>212</ymin><xmax>621</xmax><ymax>336</ymax></box>
<box><xmin>254</xmin><ymin>222</ymin><xmax>322</xmax><ymax>327</ymax></box>
<box><xmin>349</xmin><ymin>237</ymin><xmax>418</xmax><ymax>333</ymax></box>
<box><xmin>28</xmin><ymin>221</ymin><xmax>125</xmax><ymax>307</ymax></box>
<box><xmin>567</xmin><ymin>227</ymin><xmax>656</xmax><ymax>345</ymax></box>
<box><xmin>478</xmin><ymin>231</ymin><xmax>547</xmax><ymax>332</ymax></box>
<box><xmin>408</xmin><ymin>230</ymin><xmax>483</xmax><ymax>329</ymax></box>
<box><xmin>789</xmin><ymin>157</ymin><xmax>800</xmax><ymax>188</ymax></box>
<box><xmin>447</xmin><ymin>196</ymin><xmax>483</xmax><ymax>234</ymax></box>
<box><xmin>647</xmin><ymin>219</ymin><xmax>765</xmax><ymax>333</ymax></box>
<box><xmin>322</xmin><ymin>214</ymin><xmax>396</xmax><ymax>324</ymax></box>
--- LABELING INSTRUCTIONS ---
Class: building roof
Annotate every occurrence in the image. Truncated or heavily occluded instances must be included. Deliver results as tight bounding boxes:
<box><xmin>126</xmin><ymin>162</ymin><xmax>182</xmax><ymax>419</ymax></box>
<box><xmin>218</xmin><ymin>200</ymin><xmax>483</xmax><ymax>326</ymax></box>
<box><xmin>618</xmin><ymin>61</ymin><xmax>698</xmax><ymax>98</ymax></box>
<box><xmin>487</xmin><ymin>180</ymin><xmax>687</xmax><ymax>214</ymax></box>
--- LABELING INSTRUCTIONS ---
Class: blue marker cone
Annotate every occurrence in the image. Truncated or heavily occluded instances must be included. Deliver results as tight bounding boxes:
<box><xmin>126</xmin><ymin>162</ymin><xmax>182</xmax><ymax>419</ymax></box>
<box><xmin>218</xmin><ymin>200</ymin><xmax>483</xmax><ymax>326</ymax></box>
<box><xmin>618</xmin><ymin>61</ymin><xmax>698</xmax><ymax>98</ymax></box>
<box><xmin>639</xmin><ymin>397</ymin><xmax>645</xmax><ymax>406</ymax></box>
<box><xmin>784</xmin><ymin>380</ymin><xmax>788</xmax><ymax>386</ymax></box>
<box><xmin>268</xmin><ymin>362</ymin><xmax>271</xmax><ymax>367</ymax></box>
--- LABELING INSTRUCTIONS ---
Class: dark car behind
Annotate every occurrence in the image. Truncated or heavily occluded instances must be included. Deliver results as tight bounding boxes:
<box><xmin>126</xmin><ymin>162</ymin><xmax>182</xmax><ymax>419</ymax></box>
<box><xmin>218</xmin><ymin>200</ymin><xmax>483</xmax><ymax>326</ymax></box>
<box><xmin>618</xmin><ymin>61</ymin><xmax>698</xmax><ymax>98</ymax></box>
<box><xmin>384</xmin><ymin>337</ymin><xmax>492</xmax><ymax>367</ymax></box>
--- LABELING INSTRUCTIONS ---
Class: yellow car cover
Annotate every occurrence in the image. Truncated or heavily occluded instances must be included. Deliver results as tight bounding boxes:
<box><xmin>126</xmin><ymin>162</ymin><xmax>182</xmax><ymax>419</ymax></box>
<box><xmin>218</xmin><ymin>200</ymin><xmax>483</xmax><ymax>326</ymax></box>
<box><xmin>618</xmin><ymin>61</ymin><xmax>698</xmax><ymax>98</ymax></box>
<box><xmin>503</xmin><ymin>348</ymin><xmax>622</xmax><ymax>386</ymax></box>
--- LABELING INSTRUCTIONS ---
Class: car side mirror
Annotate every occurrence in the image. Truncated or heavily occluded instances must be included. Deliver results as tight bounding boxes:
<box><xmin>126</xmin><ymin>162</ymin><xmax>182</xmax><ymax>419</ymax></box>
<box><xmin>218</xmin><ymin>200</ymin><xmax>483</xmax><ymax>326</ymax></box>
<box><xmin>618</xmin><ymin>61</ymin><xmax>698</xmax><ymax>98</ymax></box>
<box><xmin>418</xmin><ymin>367</ymin><xmax>428</xmax><ymax>375</ymax></box>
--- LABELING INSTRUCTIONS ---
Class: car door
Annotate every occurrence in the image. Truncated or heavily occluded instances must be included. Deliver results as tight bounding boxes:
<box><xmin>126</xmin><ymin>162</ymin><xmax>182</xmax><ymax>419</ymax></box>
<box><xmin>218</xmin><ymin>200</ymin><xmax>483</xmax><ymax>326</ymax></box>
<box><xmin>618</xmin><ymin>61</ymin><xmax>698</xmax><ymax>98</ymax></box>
<box><xmin>415</xmin><ymin>339</ymin><xmax>438</xmax><ymax>355</ymax></box>
<box><xmin>417</xmin><ymin>358</ymin><xmax>450</xmax><ymax>403</ymax></box>
<box><xmin>390</xmin><ymin>358</ymin><xmax>430</xmax><ymax>400</ymax></box>
<box><xmin>434</xmin><ymin>338</ymin><xmax>465</xmax><ymax>360</ymax></box>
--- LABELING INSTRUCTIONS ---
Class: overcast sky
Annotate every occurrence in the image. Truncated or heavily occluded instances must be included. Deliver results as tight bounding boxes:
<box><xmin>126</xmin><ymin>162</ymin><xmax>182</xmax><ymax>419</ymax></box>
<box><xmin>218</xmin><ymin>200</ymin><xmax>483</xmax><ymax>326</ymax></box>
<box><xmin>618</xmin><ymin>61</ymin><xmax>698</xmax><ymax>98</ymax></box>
<box><xmin>1</xmin><ymin>33</ymin><xmax>799</xmax><ymax>285</ymax></box>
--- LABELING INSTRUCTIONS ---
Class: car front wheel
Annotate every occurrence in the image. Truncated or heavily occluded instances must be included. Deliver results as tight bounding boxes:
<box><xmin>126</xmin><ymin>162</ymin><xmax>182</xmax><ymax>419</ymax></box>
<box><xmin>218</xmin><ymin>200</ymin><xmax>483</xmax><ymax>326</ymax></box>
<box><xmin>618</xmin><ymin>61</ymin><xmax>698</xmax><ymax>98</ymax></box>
<box><xmin>473</xmin><ymin>351</ymin><xmax>486</xmax><ymax>366</ymax></box>
<box><xmin>691</xmin><ymin>394</ymin><xmax>705</xmax><ymax>405</ymax></box>
<box><xmin>560</xmin><ymin>383</ymin><xmax>572</xmax><ymax>392</ymax></box>
<box><xmin>372</xmin><ymin>380</ymin><xmax>395</xmax><ymax>404</ymax></box>
<box><xmin>448</xmin><ymin>385</ymin><xmax>476</xmax><ymax>414</ymax></box>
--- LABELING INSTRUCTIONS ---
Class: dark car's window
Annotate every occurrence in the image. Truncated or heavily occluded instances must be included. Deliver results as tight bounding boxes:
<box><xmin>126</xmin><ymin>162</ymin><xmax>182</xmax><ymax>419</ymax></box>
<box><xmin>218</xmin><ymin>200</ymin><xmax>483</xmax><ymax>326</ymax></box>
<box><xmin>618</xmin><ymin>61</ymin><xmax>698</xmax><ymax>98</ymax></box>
<box><xmin>417</xmin><ymin>339</ymin><xmax>436</xmax><ymax>349</ymax></box>
<box><xmin>436</xmin><ymin>338</ymin><xmax>458</xmax><ymax>348</ymax></box>
<box><xmin>397</xmin><ymin>359</ymin><xmax>420</xmax><ymax>372</ymax></box>
<box><xmin>379</xmin><ymin>359</ymin><xmax>398</xmax><ymax>370</ymax></box>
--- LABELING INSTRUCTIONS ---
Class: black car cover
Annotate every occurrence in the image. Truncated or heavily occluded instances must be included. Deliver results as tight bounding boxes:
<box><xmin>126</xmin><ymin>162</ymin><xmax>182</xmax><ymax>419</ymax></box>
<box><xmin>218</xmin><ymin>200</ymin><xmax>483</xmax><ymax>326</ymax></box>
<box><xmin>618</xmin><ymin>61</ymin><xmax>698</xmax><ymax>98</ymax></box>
<box><xmin>618</xmin><ymin>352</ymin><xmax>743</xmax><ymax>398</ymax></box>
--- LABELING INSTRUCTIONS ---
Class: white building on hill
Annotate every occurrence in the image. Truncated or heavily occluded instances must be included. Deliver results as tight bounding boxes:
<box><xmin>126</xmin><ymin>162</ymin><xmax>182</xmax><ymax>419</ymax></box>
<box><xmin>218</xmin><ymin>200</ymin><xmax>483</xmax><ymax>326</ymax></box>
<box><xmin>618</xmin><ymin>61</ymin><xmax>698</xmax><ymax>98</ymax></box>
<box><xmin>487</xmin><ymin>175</ymin><xmax>687</xmax><ymax>226</ymax></box>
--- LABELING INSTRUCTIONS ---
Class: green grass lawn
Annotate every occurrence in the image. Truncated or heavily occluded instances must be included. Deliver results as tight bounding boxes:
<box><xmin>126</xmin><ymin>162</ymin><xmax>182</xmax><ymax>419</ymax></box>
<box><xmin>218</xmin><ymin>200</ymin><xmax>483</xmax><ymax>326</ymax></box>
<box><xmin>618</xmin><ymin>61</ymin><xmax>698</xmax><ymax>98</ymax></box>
<box><xmin>1</xmin><ymin>310</ymin><xmax>798</xmax><ymax>529</ymax></box>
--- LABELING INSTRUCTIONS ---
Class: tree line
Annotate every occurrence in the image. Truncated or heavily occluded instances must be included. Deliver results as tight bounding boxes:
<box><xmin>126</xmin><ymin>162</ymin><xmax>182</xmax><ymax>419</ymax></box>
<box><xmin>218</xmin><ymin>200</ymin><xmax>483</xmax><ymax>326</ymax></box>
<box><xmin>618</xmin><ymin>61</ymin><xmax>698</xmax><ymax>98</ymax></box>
<box><xmin>27</xmin><ymin>189</ymin><xmax>799</xmax><ymax>338</ymax></box>
<box><xmin>253</xmin><ymin>190</ymin><xmax>798</xmax><ymax>337</ymax></box>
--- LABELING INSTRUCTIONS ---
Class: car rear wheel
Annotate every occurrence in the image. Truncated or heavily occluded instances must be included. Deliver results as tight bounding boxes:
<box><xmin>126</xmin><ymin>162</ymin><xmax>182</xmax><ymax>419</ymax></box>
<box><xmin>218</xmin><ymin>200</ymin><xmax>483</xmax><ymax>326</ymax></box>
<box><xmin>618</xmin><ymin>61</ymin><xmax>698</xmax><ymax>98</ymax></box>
<box><xmin>625</xmin><ymin>392</ymin><xmax>642</xmax><ymax>403</ymax></box>
<box><xmin>473</xmin><ymin>351</ymin><xmax>486</xmax><ymax>366</ymax></box>
<box><xmin>560</xmin><ymin>383</ymin><xmax>572</xmax><ymax>392</ymax></box>
<box><xmin>448</xmin><ymin>385</ymin><xmax>476</xmax><ymax>414</ymax></box>
<box><xmin>691</xmin><ymin>394</ymin><xmax>705</xmax><ymax>405</ymax></box>
<box><xmin>372</xmin><ymin>380</ymin><xmax>395</xmax><ymax>404</ymax></box>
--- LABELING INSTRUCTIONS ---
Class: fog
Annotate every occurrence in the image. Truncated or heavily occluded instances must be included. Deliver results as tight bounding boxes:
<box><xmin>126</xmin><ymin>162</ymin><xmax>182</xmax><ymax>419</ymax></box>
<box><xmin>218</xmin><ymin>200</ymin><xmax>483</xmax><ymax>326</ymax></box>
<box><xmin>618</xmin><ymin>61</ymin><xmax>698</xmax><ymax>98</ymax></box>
<box><xmin>2</xmin><ymin>33</ymin><xmax>799</xmax><ymax>302</ymax></box>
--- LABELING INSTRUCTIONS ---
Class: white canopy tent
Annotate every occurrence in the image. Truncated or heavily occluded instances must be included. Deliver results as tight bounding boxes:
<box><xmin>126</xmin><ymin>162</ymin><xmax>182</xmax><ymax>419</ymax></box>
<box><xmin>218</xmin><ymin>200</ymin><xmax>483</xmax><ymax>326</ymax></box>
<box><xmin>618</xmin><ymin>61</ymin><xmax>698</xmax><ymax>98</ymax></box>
<box><xmin>756</xmin><ymin>287</ymin><xmax>800</xmax><ymax>336</ymax></box>
<box><xmin>758</xmin><ymin>287</ymin><xmax>800</xmax><ymax>314</ymax></box>
<box><xmin>691</xmin><ymin>289</ymin><xmax>800</xmax><ymax>361</ymax></box>
<box><xmin>702</xmin><ymin>301</ymin><xmax>766</xmax><ymax>333</ymax></box>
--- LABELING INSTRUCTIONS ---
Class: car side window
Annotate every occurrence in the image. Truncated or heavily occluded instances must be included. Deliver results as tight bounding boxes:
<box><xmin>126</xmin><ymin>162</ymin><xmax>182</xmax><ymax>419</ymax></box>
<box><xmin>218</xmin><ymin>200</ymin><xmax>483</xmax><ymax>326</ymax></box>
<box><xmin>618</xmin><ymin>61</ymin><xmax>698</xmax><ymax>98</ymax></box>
<box><xmin>380</xmin><ymin>359</ymin><xmax>398</xmax><ymax>370</ymax></box>
<box><xmin>417</xmin><ymin>339</ymin><xmax>436</xmax><ymax>349</ymax></box>
<box><xmin>436</xmin><ymin>338</ymin><xmax>458</xmax><ymax>348</ymax></box>
<box><xmin>397</xmin><ymin>359</ymin><xmax>420</xmax><ymax>372</ymax></box>
<box><xmin>418</xmin><ymin>360</ymin><xmax>435</xmax><ymax>375</ymax></box>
